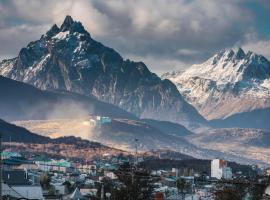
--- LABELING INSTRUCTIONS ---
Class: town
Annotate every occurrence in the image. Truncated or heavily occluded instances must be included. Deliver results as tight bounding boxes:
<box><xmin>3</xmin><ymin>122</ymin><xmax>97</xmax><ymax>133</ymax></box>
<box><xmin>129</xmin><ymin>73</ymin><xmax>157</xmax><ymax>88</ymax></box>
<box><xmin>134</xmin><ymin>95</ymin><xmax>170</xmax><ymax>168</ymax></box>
<box><xmin>1</xmin><ymin>146</ymin><xmax>270</xmax><ymax>199</ymax></box>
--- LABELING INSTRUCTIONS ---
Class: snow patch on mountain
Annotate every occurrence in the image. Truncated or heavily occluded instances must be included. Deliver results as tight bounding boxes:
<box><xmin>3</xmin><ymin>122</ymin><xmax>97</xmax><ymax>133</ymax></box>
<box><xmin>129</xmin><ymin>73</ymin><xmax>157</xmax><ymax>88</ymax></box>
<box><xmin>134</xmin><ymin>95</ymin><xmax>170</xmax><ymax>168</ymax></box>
<box><xmin>52</xmin><ymin>31</ymin><xmax>70</xmax><ymax>40</ymax></box>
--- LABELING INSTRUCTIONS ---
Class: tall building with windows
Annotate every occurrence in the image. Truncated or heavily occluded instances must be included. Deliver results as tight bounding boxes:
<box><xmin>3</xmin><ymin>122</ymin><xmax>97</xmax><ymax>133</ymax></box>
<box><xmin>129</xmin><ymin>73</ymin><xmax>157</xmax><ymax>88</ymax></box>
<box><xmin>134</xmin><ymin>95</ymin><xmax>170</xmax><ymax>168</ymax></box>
<box><xmin>211</xmin><ymin>159</ymin><xmax>232</xmax><ymax>179</ymax></box>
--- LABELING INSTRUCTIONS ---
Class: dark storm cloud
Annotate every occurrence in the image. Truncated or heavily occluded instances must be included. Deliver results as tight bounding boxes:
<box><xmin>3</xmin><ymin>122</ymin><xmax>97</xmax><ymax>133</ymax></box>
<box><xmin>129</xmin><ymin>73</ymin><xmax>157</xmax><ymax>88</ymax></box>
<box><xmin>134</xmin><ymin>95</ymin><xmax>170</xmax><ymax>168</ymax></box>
<box><xmin>0</xmin><ymin>0</ymin><xmax>269</xmax><ymax>74</ymax></box>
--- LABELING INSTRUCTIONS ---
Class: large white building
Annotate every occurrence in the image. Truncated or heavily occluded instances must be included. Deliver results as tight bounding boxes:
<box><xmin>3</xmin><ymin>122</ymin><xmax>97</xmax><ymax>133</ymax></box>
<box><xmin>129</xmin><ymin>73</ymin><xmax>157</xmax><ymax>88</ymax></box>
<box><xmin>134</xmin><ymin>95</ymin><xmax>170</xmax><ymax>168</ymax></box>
<box><xmin>211</xmin><ymin>159</ymin><xmax>232</xmax><ymax>180</ymax></box>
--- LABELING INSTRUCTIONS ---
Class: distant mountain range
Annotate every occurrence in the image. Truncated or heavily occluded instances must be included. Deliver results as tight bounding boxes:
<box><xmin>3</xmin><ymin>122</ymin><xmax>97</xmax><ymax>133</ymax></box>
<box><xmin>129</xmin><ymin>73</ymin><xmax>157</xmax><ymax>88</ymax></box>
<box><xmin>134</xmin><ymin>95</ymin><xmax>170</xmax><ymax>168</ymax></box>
<box><xmin>0</xmin><ymin>16</ymin><xmax>205</xmax><ymax>129</ymax></box>
<box><xmin>163</xmin><ymin>48</ymin><xmax>270</xmax><ymax>131</ymax></box>
<box><xmin>1</xmin><ymin>15</ymin><xmax>270</xmax><ymax>165</ymax></box>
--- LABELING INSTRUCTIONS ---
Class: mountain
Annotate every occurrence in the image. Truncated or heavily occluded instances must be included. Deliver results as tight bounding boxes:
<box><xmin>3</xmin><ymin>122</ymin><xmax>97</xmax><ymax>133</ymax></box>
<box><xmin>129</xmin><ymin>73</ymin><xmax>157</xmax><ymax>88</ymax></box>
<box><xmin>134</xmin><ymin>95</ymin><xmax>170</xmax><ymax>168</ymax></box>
<box><xmin>0</xmin><ymin>16</ymin><xmax>206</xmax><ymax>129</ymax></box>
<box><xmin>162</xmin><ymin>48</ymin><xmax>270</xmax><ymax>130</ymax></box>
<box><xmin>0</xmin><ymin>118</ymin><xmax>47</xmax><ymax>143</ymax></box>
<box><xmin>188</xmin><ymin>128</ymin><xmax>270</xmax><ymax>165</ymax></box>
<box><xmin>0</xmin><ymin>75</ymin><xmax>135</xmax><ymax>121</ymax></box>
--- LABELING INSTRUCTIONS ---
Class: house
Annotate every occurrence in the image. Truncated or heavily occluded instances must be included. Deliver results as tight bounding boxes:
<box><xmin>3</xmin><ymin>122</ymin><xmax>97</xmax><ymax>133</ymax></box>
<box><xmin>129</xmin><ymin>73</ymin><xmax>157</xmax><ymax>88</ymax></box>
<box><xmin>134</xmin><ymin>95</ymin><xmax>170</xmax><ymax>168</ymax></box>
<box><xmin>2</xmin><ymin>169</ymin><xmax>43</xmax><ymax>199</ymax></box>
<box><xmin>2</xmin><ymin>151</ymin><xmax>22</xmax><ymax>159</ymax></box>
<box><xmin>68</xmin><ymin>187</ymin><xmax>85</xmax><ymax>200</ymax></box>
<box><xmin>33</xmin><ymin>155</ymin><xmax>52</xmax><ymax>171</ymax></box>
<box><xmin>104</xmin><ymin>171</ymin><xmax>118</xmax><ymax>180</ymax></box>
<box><xmin>266</xmin><ymin>168</ymin><xmax>270</xmax><ymax>176</ymax></box>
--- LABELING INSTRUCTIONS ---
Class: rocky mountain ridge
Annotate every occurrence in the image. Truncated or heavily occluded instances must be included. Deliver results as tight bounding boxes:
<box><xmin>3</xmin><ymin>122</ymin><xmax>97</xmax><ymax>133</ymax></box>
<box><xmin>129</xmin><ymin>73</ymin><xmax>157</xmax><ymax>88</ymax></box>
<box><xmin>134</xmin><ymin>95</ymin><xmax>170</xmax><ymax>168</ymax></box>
<box><xmin>0</xmin><ymin>16</ymin><xmax>206</xmax><ymax>129</ymax></box>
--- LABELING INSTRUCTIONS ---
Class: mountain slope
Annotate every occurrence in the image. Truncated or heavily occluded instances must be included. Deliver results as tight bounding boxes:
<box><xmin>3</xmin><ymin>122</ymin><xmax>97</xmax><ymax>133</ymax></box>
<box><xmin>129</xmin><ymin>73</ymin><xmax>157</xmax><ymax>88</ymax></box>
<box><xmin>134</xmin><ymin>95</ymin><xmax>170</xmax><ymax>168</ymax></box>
<box><xmin>188</xmin><ymin>128</ymin><xmax>270</xmax><ymax>164</ymax></box>
<box><xmin>0</xmin><ymin>75</ymin><xmax>135</xmax><ymax>121</ymax></box>
<box><xmin>142</xmin><ymin>119</ymin><xmax>192</xmax><ymax>136</ymax></box>
<box><xmin>210</xmin><ymin>107</ymin><xmax>270</xmax><ymax>131</ymax></box>
<box><xmin>0</xmin><ymin>118</ymin><xmax>102</xmax><ymax>148</ymax></box>
<box><xmin>15</xmin><ymin>118</ymin><xmax>270</xmax><ymax>165</ymax></box>
<box><xmin>0</xmin><ymin>118</ymin><xmax>127</xmax><ymax>162</ymax></box>
<box><xmin>162</xmin><ymin>48</ymin><xmax>270</xmax><ymax>129</ymax></box>
<box><xmin>0</xmin><ymin>16</ymin><xmax>206</xmax><ymax>129</ymax></box>
<box><xmin>14</xmin><ymin>117</ymin><xmax>192</xmax><ymax>151</ymax></box>
<box><xmin>0</xmin><ymin>118</ymin><xmax>47</xmax><ymax>143</ymax></box>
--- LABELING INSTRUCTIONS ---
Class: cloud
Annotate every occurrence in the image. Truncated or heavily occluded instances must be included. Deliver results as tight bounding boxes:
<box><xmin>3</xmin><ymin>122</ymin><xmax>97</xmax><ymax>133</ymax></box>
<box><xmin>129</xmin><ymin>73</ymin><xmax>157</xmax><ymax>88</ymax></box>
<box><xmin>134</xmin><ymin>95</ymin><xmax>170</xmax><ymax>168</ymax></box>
<box><xmin>0</xmin><ymin>24</ymin><xmax>49</xmax><ymax>58</ymax></box>
<box><xmin>242</xmin><ymin>40</ymin><xmax>270</xmax><ymax>59</ymax></box>
<box><xmin>0</xmin><ymin>0</ymin><xmax>269</xmax><ymax>73</ymax></box>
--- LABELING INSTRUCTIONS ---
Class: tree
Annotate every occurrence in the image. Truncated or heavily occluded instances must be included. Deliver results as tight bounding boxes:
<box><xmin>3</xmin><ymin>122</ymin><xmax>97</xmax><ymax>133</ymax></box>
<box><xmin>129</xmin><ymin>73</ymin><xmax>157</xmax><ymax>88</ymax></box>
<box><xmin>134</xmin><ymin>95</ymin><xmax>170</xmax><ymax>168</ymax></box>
<box><xmin>176</xmin><ymin>178</ymin><xmax>190</xmax><ymax>200</ymax></box>
<box><xmin>214</xmin><ymin>187</ymin><xmax>241</xmax><ymax>200</ymax></box>
<box><xmin>249</xmin><ymin>183</ymin><xmax>265</xmax><ymax>200</ymax></box>
<box><xmin>115</xmin><ymin>162</ymin><xmax>154</xmax><ymax>200</ymax></box>
<box><xmin>63</xmin><ymin>181</ymin><xmax>73</xmax><ymax>193</ymax></box>
<box><xmin>40</xmin><ymin>173</ymin><xmax>51</xmax><ymax>190</ymax></box>
<box><xmin>96</xmin><ymin>177</ymin><xmax>114</xmax><ymax>199</ymax></box>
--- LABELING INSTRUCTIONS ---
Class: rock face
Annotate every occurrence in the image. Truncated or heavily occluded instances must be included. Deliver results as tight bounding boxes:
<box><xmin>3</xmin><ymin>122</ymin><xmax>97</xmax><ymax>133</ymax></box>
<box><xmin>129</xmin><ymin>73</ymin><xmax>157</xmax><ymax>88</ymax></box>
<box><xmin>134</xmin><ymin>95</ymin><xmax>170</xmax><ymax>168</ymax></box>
<box><xmin>0</xmin><ymin>16</ymin><xmax>206</xmax><ymax>128</ymax></box>
<box><xmin>162</xmin><ymin>48</ymin><xmax>270</xmax><ymax>122</ymax></box>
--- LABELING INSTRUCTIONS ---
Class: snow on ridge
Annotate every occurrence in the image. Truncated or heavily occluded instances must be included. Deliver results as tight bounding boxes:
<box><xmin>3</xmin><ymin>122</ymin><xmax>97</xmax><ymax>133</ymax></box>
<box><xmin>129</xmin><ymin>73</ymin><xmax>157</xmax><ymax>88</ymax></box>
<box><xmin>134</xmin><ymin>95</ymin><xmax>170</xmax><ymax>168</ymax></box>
<box><xmin>52</xmin><ymin>31</ymin><xmax>70</xmax><ymax>40</ymax></box>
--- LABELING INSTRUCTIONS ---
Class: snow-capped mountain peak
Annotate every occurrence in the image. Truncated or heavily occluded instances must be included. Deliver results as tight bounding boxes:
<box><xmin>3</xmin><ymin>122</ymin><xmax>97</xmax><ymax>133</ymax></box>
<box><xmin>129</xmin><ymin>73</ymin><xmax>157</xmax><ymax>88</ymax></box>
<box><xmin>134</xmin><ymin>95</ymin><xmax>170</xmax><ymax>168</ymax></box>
<box><xmin>163</xmin><ymin>48</ymin><xmax>270</xmax><ymax>120</ymax></box>
<box><xmin>0</xmin><ymin>15</ymin><xmax>206</xmax><ymax>129</ymax></box>
<box><xmin>183</xmin><ymin>48</ymin><xmax>270</xmax><ymax>83</ymax></box>
<box><xmin>43</xmin><ymin>16</ymin><xmax>89</xmax><ymax>40</ymax></box>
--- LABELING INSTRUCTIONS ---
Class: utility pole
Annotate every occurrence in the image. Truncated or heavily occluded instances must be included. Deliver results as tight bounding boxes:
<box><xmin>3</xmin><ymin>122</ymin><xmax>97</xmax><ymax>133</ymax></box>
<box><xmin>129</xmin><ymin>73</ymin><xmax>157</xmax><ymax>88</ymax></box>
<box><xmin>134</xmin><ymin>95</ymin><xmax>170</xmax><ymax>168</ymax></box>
<box><xmin>100</xmin><ymin>183</ymin><xmax>104</xmax><ymax>200</ymax></box>
<box><xmin>134</xmin><ymin>138</ymin><xmax>138</xmax><ymax>166</ymax></box>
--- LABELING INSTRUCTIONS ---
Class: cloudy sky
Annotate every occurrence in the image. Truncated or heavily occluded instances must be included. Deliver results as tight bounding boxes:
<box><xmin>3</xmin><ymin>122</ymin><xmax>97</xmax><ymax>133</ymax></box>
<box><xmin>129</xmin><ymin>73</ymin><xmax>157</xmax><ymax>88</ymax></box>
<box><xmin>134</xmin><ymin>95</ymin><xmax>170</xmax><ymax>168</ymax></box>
<box><xmin>0</xmin><ymin>0</ymin><xmax>270</xmax><ymax>74</ymax></box>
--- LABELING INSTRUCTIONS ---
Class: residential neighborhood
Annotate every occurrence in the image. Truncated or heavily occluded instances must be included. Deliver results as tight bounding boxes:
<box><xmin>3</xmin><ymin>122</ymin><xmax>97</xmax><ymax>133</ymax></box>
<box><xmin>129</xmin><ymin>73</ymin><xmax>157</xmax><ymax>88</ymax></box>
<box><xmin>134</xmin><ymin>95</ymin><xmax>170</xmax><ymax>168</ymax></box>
<box><xmin>1</xmin><ymin>150</ymin><xmax>270</xmax><ymax>199</ymax></box>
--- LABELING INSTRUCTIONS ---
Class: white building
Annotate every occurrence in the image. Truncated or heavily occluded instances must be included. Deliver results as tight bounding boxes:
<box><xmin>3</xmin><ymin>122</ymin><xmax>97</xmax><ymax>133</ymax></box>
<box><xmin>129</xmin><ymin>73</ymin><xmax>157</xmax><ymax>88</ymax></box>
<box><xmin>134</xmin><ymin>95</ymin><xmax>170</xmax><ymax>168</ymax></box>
<box><xmin>211</xmin><ymin>159</ymin><xmax>232</xmax><ymax>180</ymax></box>
<box><xmin>104</xmin><ymin>171</ymin><xmax>118</xmax><ymax>180</ymax></box>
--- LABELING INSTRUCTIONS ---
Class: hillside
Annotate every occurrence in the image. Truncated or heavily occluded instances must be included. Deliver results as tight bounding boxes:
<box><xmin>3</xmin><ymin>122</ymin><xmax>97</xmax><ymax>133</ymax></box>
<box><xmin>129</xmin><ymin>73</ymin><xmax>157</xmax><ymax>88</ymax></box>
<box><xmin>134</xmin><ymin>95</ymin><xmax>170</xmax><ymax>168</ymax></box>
<box><xmin>0</xmin><ymin>75</ymin><xmax>135</xmax><ymax>121</ymax></box>
<box><xmin>142</xmin><ymin>119</ymin><xmax>192</xmax><ymax>136</ymax></box>
<box><xmin>0</xmin><ymin>118</ymin><xmax>125</xmax><ymax>161</ymax></box>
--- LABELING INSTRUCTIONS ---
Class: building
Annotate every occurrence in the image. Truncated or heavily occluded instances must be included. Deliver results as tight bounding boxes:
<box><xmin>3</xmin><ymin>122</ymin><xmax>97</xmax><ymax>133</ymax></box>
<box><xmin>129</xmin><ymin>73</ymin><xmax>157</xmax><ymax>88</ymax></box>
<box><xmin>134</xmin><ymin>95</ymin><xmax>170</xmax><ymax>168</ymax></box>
<box><xmin>266</xmin><ymin>168</ymin><xmax>270</xmax><ymax>176</ymax></box>
<box><xmin>2</xmin><ymin>169</ymin><xmax>43</xmax><ymax>199</ymax></box>
<box><xmin>222</xmin><ymin>166</ymin><xmax>233</xmax><ymax>180</ymax></box>
<box><xmin>2</xmin><ymin>151</ymin><xmax>22</xmax><ymax>159</ymax></box>
<box><xmin>104</xmin><ymin>171</ymin><xmax>118</xmax><ymax>180</ymax></box>
<box><xmin>96</xmin><ymin>116</ymin><xmax>111</xmax><ymax>124</ymax></box>
<box><xmin>211</xmin><ymin>159</ymin><xmax>232</xmax><ymax>180</ymax></box>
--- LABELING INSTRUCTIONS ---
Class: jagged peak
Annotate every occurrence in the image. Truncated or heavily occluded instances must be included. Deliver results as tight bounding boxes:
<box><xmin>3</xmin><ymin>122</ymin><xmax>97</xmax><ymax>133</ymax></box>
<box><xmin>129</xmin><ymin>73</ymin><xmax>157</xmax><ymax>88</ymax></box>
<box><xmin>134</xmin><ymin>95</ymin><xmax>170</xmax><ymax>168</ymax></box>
<box><xmin>234</xmin><ymin>47</ymin><xmax>245</xmax><ymax>59</ymax></box>
<box><xmin>60</xmin><ymin>15</ymin><xmax>74</xmax><ymax>30</ymax></box>
<box><xmin>213</xmin><ymin>48</ymin><xmax>249</xmax><ymax>65</ymax></box>
<box><xmin>45</xmin><ymin>24</ymin><xmax>60</xmax><ymax>38</ymax></box>
<box><xmin>59</xmin><ymin>15</ymin><xmax>87</xmax><ymax>35</ymax></box>
<box><xmin>42</xmin><ymin>16</ymin><xmax>90</xmax><ymax>40</ymax></box>
<box><xmin>213</xmin><ymin>49</ymin><xmax>234</xmax><ymax>64</ymax></box>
